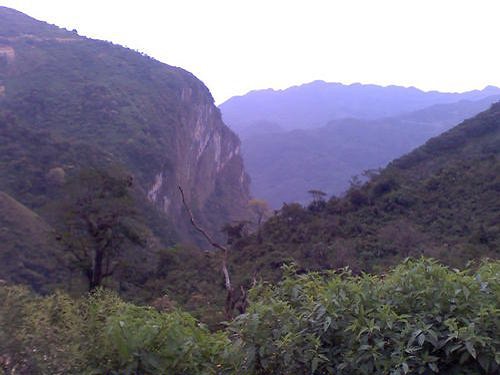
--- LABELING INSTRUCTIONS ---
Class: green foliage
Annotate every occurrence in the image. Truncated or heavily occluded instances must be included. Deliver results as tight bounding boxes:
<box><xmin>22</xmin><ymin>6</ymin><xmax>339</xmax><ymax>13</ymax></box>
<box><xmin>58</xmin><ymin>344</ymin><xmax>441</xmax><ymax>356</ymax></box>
<box><xmin>229</xmin><ymin>259</ymin><xmax>500</xmax><ymax>374</ymax></box>
<box><xmin>99</xmin><ymin>306</ymin><xmax>230</xmax><ymax>374</ymax></box>
<box><xmin>20</xmin><ymin>292</ymin><xmax>85</xmax><ymax>373</ymax></box>
<box><xmin>0</xmin><ymin>287</ymin><xmax>232</xmax><ymax>374</ymax></box>
<box><xmin>0</xmin><ymin>286</ymin><xmax>36</xmax><ymax>372</ymax></box>
<box><xmin>0</xmin><ymin>112</ymin><xmax>109</xmax><ymax>210</ymax></box>
<box><xmin>145</xmin><ymin>245</ymin><xmax>229</xmax><ymax>328</ymax></box>
<box><xmin>0</xmin><ymin>191</ymin><xmax>67</xmax><ymax>292</ymax></box>
<box><xmin>0</xmin><ymin>112</ymin><xmax>177</xmax><ymax>297</ymax></box>
<box><xmin>1</xmin><ymin>259</ymin><xmax>497</xmax><ymax>374</ymax></box>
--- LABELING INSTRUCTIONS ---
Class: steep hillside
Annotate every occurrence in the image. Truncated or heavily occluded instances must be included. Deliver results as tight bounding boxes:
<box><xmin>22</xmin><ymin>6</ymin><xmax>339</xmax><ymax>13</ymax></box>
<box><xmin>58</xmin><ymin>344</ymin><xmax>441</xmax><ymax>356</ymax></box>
<box><xmin>0</xmin><ymin>7</ymin><xmax>250</xmax><ymax>242</ymax></box>
<box><xmin>0</xmin><ymin>191</ymin><xmax>65</xmax><ymax>293</ymax></box>
<box><xmin>229</xmin><ymin>103</ymin><xmax>500</xmax><ymax>283</ymax></box>
<box><xmin>220</xmin><ymin>80</ymin><xmax>500</xmax><ymax>133</ymax></box>
<box><xmin>242</xmin><ymin>95</ymin><xmax>500</xmax><ymax>207</ymax></box>
<box><xmin>0</xmin><ymin>111</ymin><xmax>181</xmax><ymax>296</ymax></box>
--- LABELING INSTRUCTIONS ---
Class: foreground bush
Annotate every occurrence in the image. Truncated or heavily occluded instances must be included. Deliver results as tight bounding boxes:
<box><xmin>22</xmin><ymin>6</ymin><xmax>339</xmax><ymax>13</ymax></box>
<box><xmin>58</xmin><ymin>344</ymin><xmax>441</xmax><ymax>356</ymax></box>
<box><xmin>0</xmin><ymin>288</ymin><xmax>231</xmax><ymax>374</ymax></box>
<box><xmin>1</xmin><ymin>258</ymin><xmax>499</xmax><ymax>374</ymax></box>
<box><xmin>229</xmin><ymin>259</ymin><xmax>500</xmax><ymax>374</ymax></box>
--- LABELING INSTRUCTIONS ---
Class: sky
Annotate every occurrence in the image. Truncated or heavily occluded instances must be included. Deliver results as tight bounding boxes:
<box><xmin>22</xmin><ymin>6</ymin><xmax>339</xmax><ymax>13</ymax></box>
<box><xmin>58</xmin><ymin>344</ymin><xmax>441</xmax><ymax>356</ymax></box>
<box><xmin>1</xmin><ymin>0</ymin><xmax>499</xmax><ymax>104</ymax></box>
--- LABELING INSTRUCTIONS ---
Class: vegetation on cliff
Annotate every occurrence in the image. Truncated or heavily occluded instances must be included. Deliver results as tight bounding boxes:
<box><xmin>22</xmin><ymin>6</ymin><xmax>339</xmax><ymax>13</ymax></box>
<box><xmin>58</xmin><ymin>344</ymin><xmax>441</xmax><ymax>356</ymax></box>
<box><xmin>0</xmin><ymin>7</ymin><xmax>248</xmax><ymax>295</ymax></box>
<box><xmin>0</xmin><ymin>6</ymin><xmax>250</xmax><ymax>246</ymax></box>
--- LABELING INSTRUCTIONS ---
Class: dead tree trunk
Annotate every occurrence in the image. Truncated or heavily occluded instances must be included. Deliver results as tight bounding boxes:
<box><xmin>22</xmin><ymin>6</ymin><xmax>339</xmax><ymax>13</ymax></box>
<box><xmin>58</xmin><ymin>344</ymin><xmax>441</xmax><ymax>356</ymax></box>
<box><xmin>178</xmin><ymin>186</ymin><xmax>246</xmax><ymax>320</ymax></box>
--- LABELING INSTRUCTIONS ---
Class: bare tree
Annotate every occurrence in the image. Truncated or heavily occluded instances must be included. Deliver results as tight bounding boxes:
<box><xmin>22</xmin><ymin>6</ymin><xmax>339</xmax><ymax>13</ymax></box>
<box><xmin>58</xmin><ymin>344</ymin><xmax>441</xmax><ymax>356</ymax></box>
<box><xmin>308</xmin><ymin>189</ymin><xmax>327</xmax><ymax>202</ymax></box>
<box><xmin>178</xmin><ymin>186</ymin><xmax>246</xmax><ymax>319</ymax></box>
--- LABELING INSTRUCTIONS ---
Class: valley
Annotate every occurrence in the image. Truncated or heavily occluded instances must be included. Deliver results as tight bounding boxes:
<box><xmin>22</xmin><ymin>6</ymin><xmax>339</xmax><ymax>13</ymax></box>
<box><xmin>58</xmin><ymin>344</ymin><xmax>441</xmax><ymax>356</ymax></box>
<box><xmin>0</xmin><ymin>5</ymin><xmax>498</xmax><ymax>375</ymax></box>
<box><xmin>220</xmin><ymin>84</ymin><xmax>500</xmax><ymax>207</ymax></box>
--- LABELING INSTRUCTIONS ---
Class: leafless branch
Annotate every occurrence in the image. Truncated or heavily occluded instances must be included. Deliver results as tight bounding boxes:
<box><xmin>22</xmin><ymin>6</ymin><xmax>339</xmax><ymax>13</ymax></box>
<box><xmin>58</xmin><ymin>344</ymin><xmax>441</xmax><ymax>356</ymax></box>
<box><xmin>178</xmin><ymin>186</ymin><xmax>232</xmax><ymax>292</ymax></box>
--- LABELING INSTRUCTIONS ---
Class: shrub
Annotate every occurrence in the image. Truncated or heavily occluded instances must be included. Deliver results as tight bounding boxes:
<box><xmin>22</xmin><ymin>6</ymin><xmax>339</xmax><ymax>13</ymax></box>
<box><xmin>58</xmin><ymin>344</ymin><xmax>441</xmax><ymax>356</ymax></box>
<box><xmin>229</xmin><ymin>259</ymin><xmax>500</xmax><ymax>374</ymax></box>
<box><xmin>0</xmin><ymin>288</ymin><xmax>232</xmax><ymax>374</ymax></box>
<box><xmin>1</xmin><ymin>259</ymin><xmax>498</xmax><ymax>374</ymax></box>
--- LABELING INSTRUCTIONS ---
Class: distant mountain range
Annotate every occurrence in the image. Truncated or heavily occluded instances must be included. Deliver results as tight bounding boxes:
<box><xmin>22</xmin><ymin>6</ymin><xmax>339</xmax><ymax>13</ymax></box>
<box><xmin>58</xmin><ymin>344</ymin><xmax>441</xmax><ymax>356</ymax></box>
<box><xmin>220</xmin><ymin>80</ymin><xmax>500</xmax><ymax>133</ymax></box>
<box><xmin>229</xmin><ymin>102</ymin><xmax>500</xmax><ymax>280</ymax></box>
<box><xmin>220</xmin><ymin>82</ymin><xmax>500</xmax><ymax>207</ymax></box>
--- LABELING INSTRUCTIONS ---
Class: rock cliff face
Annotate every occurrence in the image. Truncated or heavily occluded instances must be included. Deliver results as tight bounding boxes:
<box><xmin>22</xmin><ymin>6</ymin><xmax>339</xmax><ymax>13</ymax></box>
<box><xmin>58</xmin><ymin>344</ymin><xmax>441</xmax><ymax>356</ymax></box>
<box><xmin>0</xmin><ymin>7</ymin><xmax>250</xmax><ymax>241</ymax></box>
<box><xmin>145</xmin><ymin>84</ymin><xmax>250</xmax><ymax>238</ymax></box>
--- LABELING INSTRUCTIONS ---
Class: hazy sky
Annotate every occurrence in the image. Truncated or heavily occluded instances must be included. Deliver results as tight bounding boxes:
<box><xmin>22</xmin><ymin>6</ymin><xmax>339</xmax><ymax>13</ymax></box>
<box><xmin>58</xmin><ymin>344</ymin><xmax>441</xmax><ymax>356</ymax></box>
<box><xmin>1</xmin><ymin>0</ymin><xmax>499</xmax><ymax>103</ymax></box>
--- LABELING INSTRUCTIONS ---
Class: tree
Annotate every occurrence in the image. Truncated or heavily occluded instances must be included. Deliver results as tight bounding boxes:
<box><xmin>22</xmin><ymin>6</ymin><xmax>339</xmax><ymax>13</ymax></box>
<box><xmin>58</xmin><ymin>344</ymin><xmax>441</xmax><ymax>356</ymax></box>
<box><xmin>307</xmin><ymin>189</ymin><xmax>327</xmax><ymax>202</ymax></box>
<box><xmin>307</xmin><ymin>189</ymin><xmax>327</xmax><ymax>211</ymax></box>
<box><xmin>62</xmin><ymin>168</ymin><xmax>144</xmax><ymax>291</ymax></box>
<box><xmin>221</xmin><ymin>221</ymin><xmax>249</xmax><ymax>245</ymax></box>
<box><xmin>248</xmin><ymin>199</ymin><xmax>270</xmax><ymax>243</ymax></box>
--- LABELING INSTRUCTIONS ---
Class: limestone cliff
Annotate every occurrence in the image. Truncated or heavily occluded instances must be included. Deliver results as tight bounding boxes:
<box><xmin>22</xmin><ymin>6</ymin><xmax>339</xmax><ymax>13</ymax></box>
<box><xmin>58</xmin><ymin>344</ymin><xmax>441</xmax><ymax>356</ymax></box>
<box><xmin>145</xmin><ymin>83</ymin><xmax>250</xmax><ymax>239</ymax></box>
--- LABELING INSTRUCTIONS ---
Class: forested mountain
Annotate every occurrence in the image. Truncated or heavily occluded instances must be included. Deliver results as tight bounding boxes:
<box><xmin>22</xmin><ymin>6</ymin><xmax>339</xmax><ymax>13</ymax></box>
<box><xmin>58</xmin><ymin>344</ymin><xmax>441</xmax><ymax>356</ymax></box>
<box><xmin>0</xmin><ymin>7</ymin><xmax>249</xmax><ymax>292</ymax></box>
<box><xmin>220</xmin><ymin>80</ymin><xmax>500</xmax><ymax>133</ymax></box>
<box><xmin>228</xmin><ymin>102</ymin><xmax>500</xmax><ymax>282</ymax></box>
<box><xmin>242</xmin><ymin>95</ymin><xmax>500</xmax><ymax>207</ymax></box>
